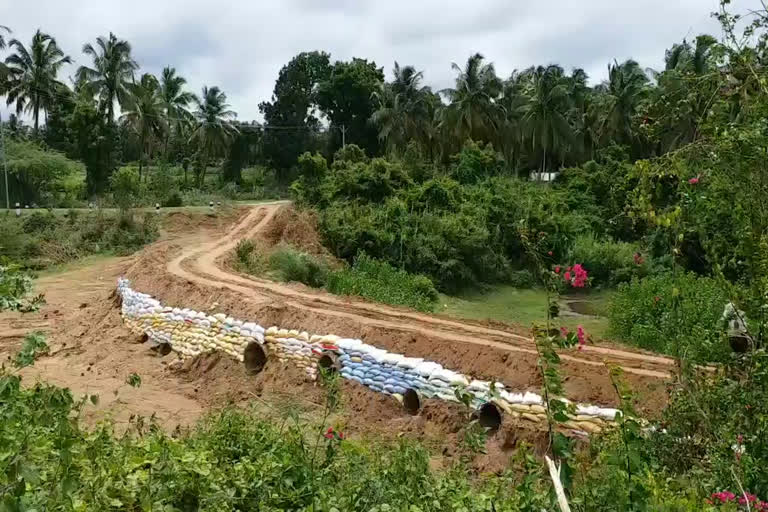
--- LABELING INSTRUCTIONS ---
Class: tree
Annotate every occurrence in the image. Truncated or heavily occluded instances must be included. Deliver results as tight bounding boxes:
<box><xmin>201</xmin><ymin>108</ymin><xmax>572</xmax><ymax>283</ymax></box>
<box><xmin>259</xmin><ymin>51</ymin><xmax>331</xmax><ymax>174</ymax></box>
<box><xmin>159</xmin><ymin>66</ymin><xmax>194</xmax><ymax>158</ymax></box>
<box><xmin>520</xmin><ymin>65</ymin><xmax>575</xmax><ymax>178</ymax></box>
<box><xmin>222</xmin><ymin>121</ymin><xmax>262</xmax><ymax>184</ymax></box>
<box><xmin>0</xmin><ymin>25</ymin><xmax>10</xmax><ymax>81</ymax></box>
<box><xmin>371</xmin><ymin>62</ymin><xmax>432</xmax><ymax>156</ymax></box>
<box><xmin>4</xmin><ymin>30</ymin><xmax>72</xmax><ymax>134</ymax></box>
<box><xmin>598</xmin><ymin>60</ymin><xmax>649</xmax><ymax>150</ymax></box>
<box><xmin>190</xmin><ymin>86</ymin><xmax>238</xmax><ymax>187</ymax></box>
<box><xmin>76</xmin><ymin>33</ymin><xmax>138</xmax><ymax>124</ymax></box>
<box><xmin>121</xmin><ymin>73</ymin><xmax>166</xmax><ymax>180</ymax></box>
<box><xmin>72</xmin><ymin>95</ymin><xmax>120</xmax><ymax>196</ymax></box>
<box><xmin>315</xmin><ymin>58</ymin><xmax>384</xmax><ymax>157</ymax></box>
<box><xmin>440</xmin><ymin>53</ymin><xmax>502</xmax><ymax>146</ymax></box>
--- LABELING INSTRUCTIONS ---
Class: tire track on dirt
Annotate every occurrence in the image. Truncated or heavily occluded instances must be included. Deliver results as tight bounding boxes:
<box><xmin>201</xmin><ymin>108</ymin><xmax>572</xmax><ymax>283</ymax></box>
<box><xmin>167</xmin><ymin>203</ymin><xmax>674</xmax><ymax>380</ymax></box>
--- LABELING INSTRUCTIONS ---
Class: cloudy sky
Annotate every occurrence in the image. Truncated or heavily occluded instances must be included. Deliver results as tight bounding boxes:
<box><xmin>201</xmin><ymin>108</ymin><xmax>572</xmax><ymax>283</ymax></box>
<box><xmin>0</xmin><ymin>0</ymin><xmax>745</xmax><ymax>121</ymax></box>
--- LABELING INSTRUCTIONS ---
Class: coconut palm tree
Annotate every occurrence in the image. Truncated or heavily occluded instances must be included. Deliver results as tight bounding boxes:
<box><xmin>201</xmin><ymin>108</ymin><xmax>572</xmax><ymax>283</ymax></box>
<box><xmin>0</xmin><ymin>24</ymin><xmax>9</xmax><ymax>50</ymax></box>
<box><xmin>440</xmin><ymin>53</ymin><xmax>502</xmax><ymax>144</ymax></box>
<box><xmin>121</xmin><ymin>73</ymin><xmax>166</xmax><ymax>180</ymax></box>
<box><xmin>76</xmin><ymin>33</ymin><xmax>138</xmax><ymax>124</ymax></box>
<box><xmin>598</xmin><ymin>59</ymin><xmax>649</xmax><ymax>147</ymax></box>
<box><xmin>520</xmin><ymin>65</ymin><xmax>574</xmax><ymax>179</ymax></box>
<box><xmin>4</xmin><ymin>30</ymin><xmax>71</xmax><ymax>134</ymax></box>
<box><xmin>0</xmin><ymin>25</ymin><xmax>9</xmax><ymax>81</ymax></box>
<box><xmin>371</xmin><ymin>62</ymin><xmax>432</xmax><ymax>155</ymax></box>
<box><xmin>190</xmin><ymin>86</ymin><xmax>238</xmax><ymax>187</ymax></box>
<box><xmin>159</xmin><ymin>66</ymin><xmax>194</xmax><ymax>157</ymax></box>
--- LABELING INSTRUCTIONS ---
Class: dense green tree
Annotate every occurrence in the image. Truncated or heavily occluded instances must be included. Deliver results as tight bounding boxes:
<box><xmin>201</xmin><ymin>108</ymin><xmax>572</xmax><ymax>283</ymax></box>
<box><xmin>315</xmin><ymin>58</ymin><xmax>384</xmax><ymax>157</ymax></box>
<box><xmin>72</xmin><ymin>96</ymin><xmax>120</xmax><ymax>196</ymax></box>
<box><xmin>0</xmin><ymin>25</ymin><xmax>10</xmax><ymax>80</ymax></box>
<box><xmin>440</xmin><ymin>53</ymin><xmax>502</xmax><ymax>147</ymax></box>
<box><xmin>371</xmin><ymin>62</ymin><xmax>433</xmax><ymax>157</ymax></box>
<box><xmin>159</xmin><ymin>66</ymin><xmax>194</xmax><ymax>158</ymax></box>
<box><xmin>597</xmin><ymin>59</ymin><xmax>649</xmax><ymax>151</ymax></box>
<box><xmin>259</xmin><ymin>51</ymin><xmax>331</xmax><ymax>174</ymax></box>
<box><xmin>222</xmin><ymin>121</ymin><xmax>261</xmax><ymax>184</ymax></box>
<box><xmin>76</xmin><ymin>33</ymin><xmax>138</xmax><ymax>124</ymax></box>
<box><xmin>4</xmin><ymin>30</ymin><xmax>72</xmax><ymax>134</ymax></box>
<box><xmin>121</xmin><ymin>73</ymin><xmax>166</xmax><ymax>180</ymax></box>
<box><xmin>520</xmin><ymin>65</ymin><xmax>575</xmax><ymax>177</ymax></box>
<box><xmin>190</xmin><ymin>85</ymin><xmax>238</xmax><ymax>187</ymax></box>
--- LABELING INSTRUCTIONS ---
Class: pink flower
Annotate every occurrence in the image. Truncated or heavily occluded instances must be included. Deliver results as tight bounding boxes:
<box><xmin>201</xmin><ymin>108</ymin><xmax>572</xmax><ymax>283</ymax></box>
<box><xmin>688</xmin><ymin>176</ymin><xmax>700</xmax><ymax>185</ymax></box>
<box><xmin>547</xmin><ymin>251</ymin><xmax>553</xmax><ymax>256</ymax></box>
<box><xmin>555</xmin><ymin>266</ymin><xmax>561</xmax><ymax>274</ymax></box>
<box><xmin>560</xmin><ymin>327</ymin><xmax>569</xmax><ymax>338</ymax></box>
<box><xmin>564</xmin><ymin>271</ymin><xmax>572</xmax><ymax>282</ymax></box>
<box><xmin>324</xmin><ymin>427</ymin><xmax>335</xmax><ymax>439</ymax></box>
<box><xmin>633</xmin><ymin>252</ymin><xmax>644</xmax><ymax>266</ymax></box>
<box><xmin>654</xmin><ymin>296</ymin><xmax>661</xmax><ymax>303</ymax></box>
<box><xmin>577</xmin><ymin>326</ymin><xmax>586</xmax><ymax>347</ymax></box>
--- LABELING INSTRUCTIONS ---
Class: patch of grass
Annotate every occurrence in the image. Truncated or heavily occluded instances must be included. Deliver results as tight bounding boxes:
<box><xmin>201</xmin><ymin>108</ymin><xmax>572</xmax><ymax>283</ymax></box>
<box><xmin>326</xmin><ymin>253</ymin><xmax>439</xmax><ymax>312</ymax></box>
<box><xmin>440</xmin><ymin>285</ymin><xmax>612</xmax><ymax>339</ymax></box>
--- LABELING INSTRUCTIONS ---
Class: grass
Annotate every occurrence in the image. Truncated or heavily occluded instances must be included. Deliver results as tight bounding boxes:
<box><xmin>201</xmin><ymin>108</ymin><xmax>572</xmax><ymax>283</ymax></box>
<box><xmin>440</xmin><ymin>285</ymin><xmax>613</xmax><ymax>339</ymax></box>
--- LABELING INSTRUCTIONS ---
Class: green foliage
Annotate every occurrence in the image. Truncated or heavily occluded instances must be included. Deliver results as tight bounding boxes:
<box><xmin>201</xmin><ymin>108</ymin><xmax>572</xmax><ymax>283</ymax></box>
<box><xmin>13</xmin><ymin>332</ymin><xmax>48</xmax><ymax>368</ymax></box>
<box><xmin>232</xmin><ymin>239</ymin><xmax>267</xmax><ymax>275</ymax></box>
<box><xmin>0</xmin><ymin>262</ymin><xmax>45</xmax><ymax>312</ymax></box>
<box><xmin>125</xmin><ymin>373</ymin><xmax>141</xmax><ymax>388</ymax></box>
<box><xmin>0</xmin><ymin>211</ymin><xmax>157</xmax><ymax>269</ymax></box>
<box><xmin>509</xmin><ymin>269</ymin><xmax>535</xmax><ymax>289</ymax></box>
<box><xmin>5</xmin><ymin>140</ymin><xmax>82</xmax><ymax>206</ymax></box>
<box><xmin>326</xmin><ymin>253</ymin><xmax>439</xmax><ymax>312</ymax></box>
<box><xmin>0</xmin><ymin>369</ymin><xmax>559</xmax><ymax>511</ymax></box>
<box><xmin>609</xmin><ymin>273</ymin><xmax>731</xmax><ymax>362</ymax></box>
<box><xmin>449</xmin><ymin>140</ymin><xmax>503</xmax><ymax>184</ymax></box>
<box><xmin>109</xmin><ymin>166</ymin><xmax>143</xmax><ymax>211</ymax></box>
<box><xmin>268</xmin><ymin>246</ymin><xmax>330</xmax><ymax>288</ymax></box>
<box><xmin>570</xmin><ymin>233</ymin><xmax>648</xmax><ymax>287</ymax></box>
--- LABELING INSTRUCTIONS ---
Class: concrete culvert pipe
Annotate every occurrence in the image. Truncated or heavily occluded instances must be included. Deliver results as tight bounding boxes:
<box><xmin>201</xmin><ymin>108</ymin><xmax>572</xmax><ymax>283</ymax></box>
<box><xmin>244</xmin><ymin>342</ymin><xmax>268</xmax><ymax>374</ymax></box>
<box><xmin>157</xmin><ymin>343</ymin><xmax>172</xmax><ymax>356</ymax></box>
<box><xmin>478</xmin><ymin>403</ymin><xmax>502</xmax><ymax>431</ymax></box>
<box><xmin>318</xmin><ymin>351</ymin><xmax>341</xmax><ymax>374</ymax></box>
<box><xmin>139</xmin><ymin>333</ymin><xmax>149</xmax><ymax>344</ymax></box>
<box><xmin>403</xmin><ymin>388</ymin><xmax>421</xmax><ymax>415</ymax></box>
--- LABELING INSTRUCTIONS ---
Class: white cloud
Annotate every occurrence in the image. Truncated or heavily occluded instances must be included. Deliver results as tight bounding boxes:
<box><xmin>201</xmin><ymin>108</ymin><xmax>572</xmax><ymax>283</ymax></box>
<box><xmin>0</xmin><ymin>0</ymin><xmax>748</xmax><ymax>122</ymax></box>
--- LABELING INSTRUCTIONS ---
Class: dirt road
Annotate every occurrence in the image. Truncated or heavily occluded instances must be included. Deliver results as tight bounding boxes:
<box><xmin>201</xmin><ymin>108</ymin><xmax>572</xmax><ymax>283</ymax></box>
<box><xmin>167</xmin><ymin>202</ymin><xmax>675</xmax><ymax>381</ymax></box>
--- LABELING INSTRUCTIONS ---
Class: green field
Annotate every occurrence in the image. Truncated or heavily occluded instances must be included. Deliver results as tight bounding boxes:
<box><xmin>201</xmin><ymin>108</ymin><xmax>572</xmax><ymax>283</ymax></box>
<box><xmin>440</xmin><ymin>286</ymin><xmax>613</xmax><ymax>339</ymax></box>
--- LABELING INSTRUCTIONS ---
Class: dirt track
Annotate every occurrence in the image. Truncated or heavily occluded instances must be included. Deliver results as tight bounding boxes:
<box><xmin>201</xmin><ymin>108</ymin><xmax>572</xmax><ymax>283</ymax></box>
<box><xmin>167</xmin><ymin>202</ymin><xmax>675</xmax><ymax>380</ymax></box>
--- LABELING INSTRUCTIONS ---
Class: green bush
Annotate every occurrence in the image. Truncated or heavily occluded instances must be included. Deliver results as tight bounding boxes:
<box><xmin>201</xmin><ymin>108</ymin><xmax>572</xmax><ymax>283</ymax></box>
<box><xmin>233</xmin><ymin>239</ymin><xmax>267</xmax><ymax>275</ymax></box>
<box><xmin>21</xmin><ymin>211</ymin><xmax>60</xmax><ymax>234</ymax></box>
<box><xmin>569</xmin><ymin>234</ymin><xmax>647</xmax><ymax>286</ymax></box>
<box><xmin>609</xmin><ymin>273</ymin><xmax>731</xmax><ymax>361</ymax></box>
<box><xmin>326</xmin><ymin>253</ymin><xmax>439</xmax><ymax>312</ymax></box>
<box><xmin>162</xmin><ymin>190</ymin><xmax>184</xmax><ymax>208</ymax></box>
<box><xmin>110</xmin><ymin>167</ymin><xmax>143</xmax><ymax>211</ymax></box>
<box><xmin>268</xmin><ymin>246</ymin><xmax>329</xmax><ymax>288</ymax></box>
<box><xmin>508</xmin><ymin>269</ymin><xmax>535</xmax><ymax>289</ymax></box>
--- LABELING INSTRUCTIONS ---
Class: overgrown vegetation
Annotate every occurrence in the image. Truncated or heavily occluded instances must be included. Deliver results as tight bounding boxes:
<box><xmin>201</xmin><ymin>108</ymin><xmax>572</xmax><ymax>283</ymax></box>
<box><xmin>234</xmin><ymin>242</ymin><xmax>439</xmax><ymax>312</ymax></box>
<box><xmin>0</xmin><ymin>210</ymin><xmax>158</xmax><ymax>270</ymax></box>
<box><xmin>0</xmin><ymin>261</ymin><xmax>44</xmax><ymax>312</ymax></box>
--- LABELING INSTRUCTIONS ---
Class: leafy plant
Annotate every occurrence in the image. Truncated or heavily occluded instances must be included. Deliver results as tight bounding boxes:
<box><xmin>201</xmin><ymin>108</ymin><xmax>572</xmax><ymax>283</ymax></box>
<box><xmin>13</xmin><ymin>332</ymin><xmax>48</xmax><ymax>368</ymax></box>
<box><xmin>0</xmin><ymin>262</ymin><xmax>45</xmax><ymax>312</ymax></box>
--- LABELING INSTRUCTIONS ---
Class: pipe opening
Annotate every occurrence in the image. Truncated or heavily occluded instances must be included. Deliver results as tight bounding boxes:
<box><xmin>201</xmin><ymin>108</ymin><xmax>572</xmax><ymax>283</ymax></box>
<box><xmin>244</xmin><ymin>342</ymin><xmax>268</xmax><ymax>374</ymax></box>
<box><xmin>403</xmin><ymin>388</ymin><xmax>421</xmax><ymax>415</ymax></box>
<box><xmin>478</xmin><ymin>403</ymin><xmax>502</xmax><ymax>432</ymax></box>
<box><xmin>318</xmin><ymin>352</ymin><xmax>340</xmax><ymax>374</ymax></box>
<box><xmin>139</xmin><ymin>333</ymin><xmax>149</xmax><ymax>343</ymax></box>
<box><xmin>157</xmin><ymin>343</ymin><xmax>172</xmax><ymax>356</ymax></box>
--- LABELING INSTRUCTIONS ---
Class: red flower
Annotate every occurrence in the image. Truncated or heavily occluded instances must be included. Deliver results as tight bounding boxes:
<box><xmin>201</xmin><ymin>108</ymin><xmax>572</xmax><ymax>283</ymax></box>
<box><xmin>555</xmin><ymin>266</ymin><xmax>561</xmax><ymax>274</ymax></box>
<box><xmin>577</xmin><ymin>325</ymin><xmax>586</xmax><ymax>347</ymax></box>
<box><xmin>688</xmin><ymin>176</ymin><xmax>700</xmax><ymax>185</ymax></box>
<box><xmin>324</xmin><ymin>427</ymin><xmax>335</xmax><ymax>439</ymax></box>
<box><xmin>564</xmin><ymin>271</ymin><xmax>572</xmax><ymax>281</ymax></box>
<box><xmin>339</xmin><ymin>432</ymin><xmax>346</xmax><ymax>440</ymax></box>
<box><xmin>560</xmin><ymin>327</ymin><xmax>569</xmax><ymax>338</ymax></box>
<box><xmin>633</xmin><ymin>252</ymin><xmax>644</xmax><ymax>265</ymax></box>
<box><xmin>547</xmin><ymin>251</ymin><xmax>553</xmax><ymax>256</ymax></box>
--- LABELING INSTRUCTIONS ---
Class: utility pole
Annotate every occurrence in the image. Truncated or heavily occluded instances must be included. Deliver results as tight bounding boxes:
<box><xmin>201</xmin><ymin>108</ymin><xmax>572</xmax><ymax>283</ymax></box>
<box><xmin>1</xmin><ymin>113</ymin><xmax>8</xmax><ymax>210</ymax></box>
<box><xmin>340</xmin><ymin>125</ymin><xmax>347</xmax><ymax>148</ymax></box>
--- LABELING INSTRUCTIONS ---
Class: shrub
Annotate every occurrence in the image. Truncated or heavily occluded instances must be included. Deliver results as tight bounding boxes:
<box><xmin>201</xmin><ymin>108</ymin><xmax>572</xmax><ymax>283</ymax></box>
<box><xmin>326</xmin><ymin>253</ymin><xmax>439</xmax><ymax>312</ymax></box>
<box><xmin>233</xmin><ymin>239</ymin><xmax>267</xmax><ymax>274</ymax></box>
<box><xmin>268</xmin><ymin>246</ymin><xmax>329</xmax><ymax>288</ymax></box>
<box><xmin>508</xmin><ymin>269</ymin><xmax>535</xmax><ymax>289</ymax></box>
<box><xmin>110</xmin><ymin>167</ymin><xmax>142</xmax><ymax>211</ymax></box>
<box><xmin>569</xmin><ymin>234</ymin><xmax>647</xmax><ymax>287</ymax></box>
<box><xmin>162</xmin><ymin>190</ymin><xmax>183</xmax><ymax>208</ymax></box>
<box><xmin>21</xmin><ymin>211</ymin><xmax>60</xmax><ymax>234</ymax></box>
<box><xmin>609</xmin><ymin>272</ymin><xmax>731</xmax><ymax>362</ymax></box>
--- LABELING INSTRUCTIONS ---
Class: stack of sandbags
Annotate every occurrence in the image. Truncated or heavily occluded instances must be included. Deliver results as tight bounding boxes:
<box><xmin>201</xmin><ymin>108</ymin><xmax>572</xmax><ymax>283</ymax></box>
<box><xmin>265</xmin><ymin>327</ymin><xmax>318</xmax><ymax>379</ymax></box>
<box><xmin>115</xmin><ymin>278</ymin><xmax>622</xmax><ymax>434</ymax></box>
